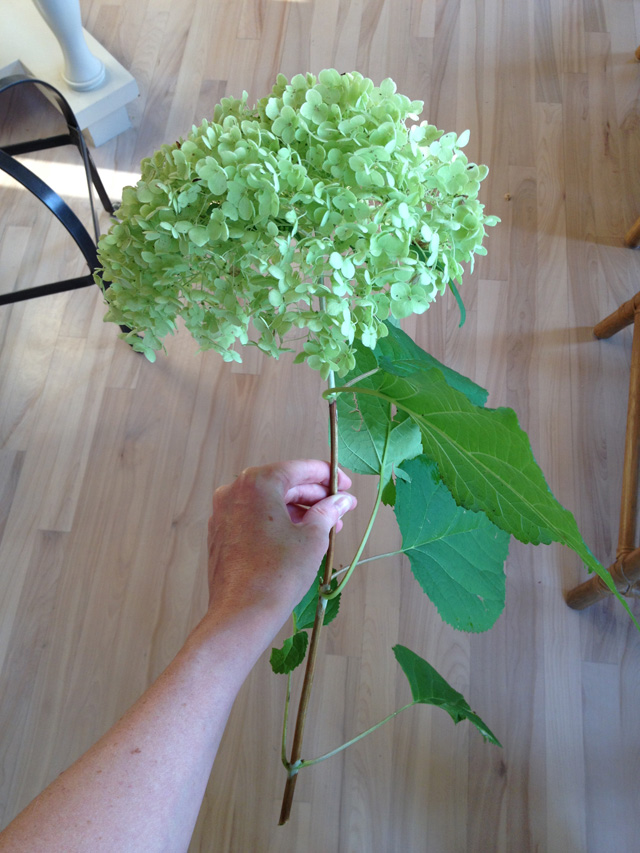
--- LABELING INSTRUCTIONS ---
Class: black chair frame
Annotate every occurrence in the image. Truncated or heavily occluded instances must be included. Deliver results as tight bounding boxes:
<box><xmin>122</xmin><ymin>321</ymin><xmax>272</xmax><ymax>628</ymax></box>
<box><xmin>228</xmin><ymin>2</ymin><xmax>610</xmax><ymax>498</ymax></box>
<box><xmin>0</xmin><ymin>73</ymin><xmax>116</xmax><ymax>306</ymax></box>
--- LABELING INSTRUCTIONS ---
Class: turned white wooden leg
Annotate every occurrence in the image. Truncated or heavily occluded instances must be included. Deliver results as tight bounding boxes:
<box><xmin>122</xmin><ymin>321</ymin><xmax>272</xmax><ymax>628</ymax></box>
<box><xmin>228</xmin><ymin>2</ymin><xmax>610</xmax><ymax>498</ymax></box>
<box><xmin>31</xmin><ymin>0</ymin><xmax>105</xmax><ymax>91</ymax></box>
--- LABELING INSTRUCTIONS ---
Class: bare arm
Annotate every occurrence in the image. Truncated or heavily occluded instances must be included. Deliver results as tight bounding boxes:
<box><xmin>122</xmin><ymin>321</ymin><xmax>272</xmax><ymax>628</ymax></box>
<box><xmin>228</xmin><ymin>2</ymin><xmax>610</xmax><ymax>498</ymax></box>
<box><xmin>0</xmin><ymin>460</ymin><xmax>355</xmax><ymax>853</ymax></box>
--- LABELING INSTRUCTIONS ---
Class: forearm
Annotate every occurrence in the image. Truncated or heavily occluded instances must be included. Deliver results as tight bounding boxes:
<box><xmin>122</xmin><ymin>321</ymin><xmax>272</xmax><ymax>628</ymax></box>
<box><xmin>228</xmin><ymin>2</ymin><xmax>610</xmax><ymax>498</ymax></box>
<box><xmin>0</xmin><ymin>459</ymin><xmax>355</xmax><ymax>852</ymax></box>
<box><xmin>0</xmin><ymin>603</ymin><xmax>285</xmax><ymax>853</ymax></box>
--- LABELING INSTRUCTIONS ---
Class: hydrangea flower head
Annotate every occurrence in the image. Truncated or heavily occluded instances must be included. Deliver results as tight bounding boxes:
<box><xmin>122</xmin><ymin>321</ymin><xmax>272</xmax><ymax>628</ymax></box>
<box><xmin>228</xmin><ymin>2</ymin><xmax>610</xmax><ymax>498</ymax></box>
<box><xmin>97</xmin><ymin>70</ymin><xmax>498</xmax><ymax>377</ymax></box>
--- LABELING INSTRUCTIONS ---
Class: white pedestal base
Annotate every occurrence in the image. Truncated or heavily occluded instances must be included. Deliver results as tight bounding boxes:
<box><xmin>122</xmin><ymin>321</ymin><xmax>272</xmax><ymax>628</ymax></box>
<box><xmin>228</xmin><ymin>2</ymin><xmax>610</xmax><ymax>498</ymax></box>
<box><xmin>0</xmin><ymin>0</ymin><xmax>139</xmax><ymax>146</ymax></box>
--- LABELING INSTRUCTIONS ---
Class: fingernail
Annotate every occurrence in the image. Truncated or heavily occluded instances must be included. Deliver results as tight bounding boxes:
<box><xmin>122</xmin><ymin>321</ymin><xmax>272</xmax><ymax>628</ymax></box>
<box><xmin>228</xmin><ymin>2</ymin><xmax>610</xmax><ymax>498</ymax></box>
<box><xmin>335</xmin><ymin>495</ymin><xmax>355</xmax><ymax>514</ymax></box>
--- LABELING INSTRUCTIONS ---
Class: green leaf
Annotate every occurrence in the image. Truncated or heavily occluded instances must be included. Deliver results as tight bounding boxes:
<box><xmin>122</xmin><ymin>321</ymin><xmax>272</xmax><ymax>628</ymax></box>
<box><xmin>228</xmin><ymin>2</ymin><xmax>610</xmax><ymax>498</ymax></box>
<box><xmin>341</xmin><ymin>338</ymin><xmax>379</xmax><ymax>381</ymax></box>
<box><xmin>336</xmin><ymin>347</ymin><xmax>422</xmax><ymax>484</ymax></box>
<box><xmin>396</xmin><ymin>456</ymin><xmax>509</xmax><ymax>631</ymax></box>
<box><xmin>381</xmin><ymin>478</ymin><xmax>396</xmax><ymax>506</ymax></box>
<box><xmin>270</xmin><ymin>631</ymin><xmax>309</xmax><ymax>674</ymax></box>
<box><xmin>337</xmin><ymin>392</ymin><xmax>422</xmax><ymax>486</ymax></box>
<box><xmin>374</xmin><ymin>322</ymin><xmax>488</xmax><ymax>407</ymax></box>
<box><xmin>393</xmin><ymin>644</ymin><xmax>501</xmax><ymax>745</ymax></box>
<box><xmin>382</xmin><ymin>415</ymin><xmax>423</xmax><ymax>484</ymax></box>
<box><xmin>293</xmin><ymin>559</ymin><xmax>341</xmax><ymax>630</ymax></box>
<box><xmin>336</xmin><ymin>384</ymin><xmax>392</xmax><ymax>477</ymax></box>
<box><xmin>339</xmin><ymin>366</ymin><xmax>637</xmax><ymax>627</ymax></box>
<box><xmin>373</xmin><ymin>368</ymin><xmax>580</xmax><ymax>542</ymax></box>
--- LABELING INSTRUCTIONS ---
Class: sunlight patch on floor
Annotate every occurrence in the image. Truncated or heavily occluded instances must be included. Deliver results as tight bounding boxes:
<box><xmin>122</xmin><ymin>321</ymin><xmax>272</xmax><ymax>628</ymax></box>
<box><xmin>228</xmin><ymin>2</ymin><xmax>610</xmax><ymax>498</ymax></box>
<box><xmin>0</xmin><ymin>158</ymin><xmax>140</xmax><ymax>201</ymax></box>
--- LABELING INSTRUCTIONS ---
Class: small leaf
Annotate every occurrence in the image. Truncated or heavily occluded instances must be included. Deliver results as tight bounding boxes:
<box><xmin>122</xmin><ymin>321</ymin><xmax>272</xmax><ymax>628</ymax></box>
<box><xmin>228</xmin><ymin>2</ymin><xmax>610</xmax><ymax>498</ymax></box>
<box><xmin>337</xmin><ymin>343</ymin><xmax>422</xmax><ymax>482</ymax></box>
<box><xmin>393</xmin><ymin>644</ymin><xmax>501</xmax><ymax>745</ymax></box>
<box><xmin>293</xmin><ymin>559</ymin><xmax>341</xmax><ymax>631</ymax></box>
<box><xmin>336</xmin><ymin>390</ymin><xmax>392</xmax><ymax>477</ymax></box>
<box><xmin>381</xmin><ymin>478</ymin><xmax>396</xmax><ymax>506</ymax></box>
<box><xmin>337</xmin><ymin>391</ymin><xmax>422</xmax><ymax>485</ymax></box>
<box><xmin>270</xmin><ymin>631</ymin><xmax>309</xmax><ymax>674</ymax></box>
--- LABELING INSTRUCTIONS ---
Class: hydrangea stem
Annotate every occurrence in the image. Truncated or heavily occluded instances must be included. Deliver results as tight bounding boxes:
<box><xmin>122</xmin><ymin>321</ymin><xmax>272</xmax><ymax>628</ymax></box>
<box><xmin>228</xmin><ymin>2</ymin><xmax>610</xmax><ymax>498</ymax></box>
<box><xmin>279</xmin><ymin>371</ymin><xmax>339</xmax><ymax>825</ymax></box>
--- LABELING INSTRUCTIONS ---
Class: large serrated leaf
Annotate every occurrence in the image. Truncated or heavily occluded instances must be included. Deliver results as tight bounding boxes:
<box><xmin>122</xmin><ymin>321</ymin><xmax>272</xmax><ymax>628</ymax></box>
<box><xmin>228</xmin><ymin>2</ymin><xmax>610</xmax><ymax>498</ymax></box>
<box><xmin>375</xmin><ymin>322</ymin><xmax>488</xmax><ymax>407</ymax></box>
<box><xmin>393</xmin><ymin>644</ymin><xmax>501</xmax><ymax>745</ymax></box>
<box><xmin>396</xmin><ymin>456</ymin><xmax>509</xmax><ymax>632</ymax></box>
<box><xmin>336</xmin><ymin>365</ymin><xmax>637</xmax><ymax>627</ymax></box>
<box><xmin>347</xmin><ymin>367</ymin><xmax>572</xmax><ymax>545</ymax></box>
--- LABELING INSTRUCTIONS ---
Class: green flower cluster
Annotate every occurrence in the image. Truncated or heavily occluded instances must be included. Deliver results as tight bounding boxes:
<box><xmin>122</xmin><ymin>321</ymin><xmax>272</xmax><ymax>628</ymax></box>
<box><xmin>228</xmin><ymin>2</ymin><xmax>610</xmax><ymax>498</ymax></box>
<box><xmin>97</xmin><ymin>69</ymin><xmax>498</xmax><ymax>377</ymax></box>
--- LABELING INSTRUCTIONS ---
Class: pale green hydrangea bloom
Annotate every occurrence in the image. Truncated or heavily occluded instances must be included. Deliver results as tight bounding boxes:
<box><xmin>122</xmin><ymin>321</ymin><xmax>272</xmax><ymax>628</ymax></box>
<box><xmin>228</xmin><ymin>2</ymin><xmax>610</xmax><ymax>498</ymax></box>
<box><xmin>97</xmin><ymin>69</ymin><xmax>498</xmax><ymax>377</ymax></box>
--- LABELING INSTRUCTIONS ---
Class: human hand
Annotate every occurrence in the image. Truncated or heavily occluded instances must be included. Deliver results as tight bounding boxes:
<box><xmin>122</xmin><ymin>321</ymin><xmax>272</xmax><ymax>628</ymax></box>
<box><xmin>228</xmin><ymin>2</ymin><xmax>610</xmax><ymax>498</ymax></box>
<box><xmin>206</xmin><ymin>460</ymin><xmax>356</xmax><ymax>627</ymax></box>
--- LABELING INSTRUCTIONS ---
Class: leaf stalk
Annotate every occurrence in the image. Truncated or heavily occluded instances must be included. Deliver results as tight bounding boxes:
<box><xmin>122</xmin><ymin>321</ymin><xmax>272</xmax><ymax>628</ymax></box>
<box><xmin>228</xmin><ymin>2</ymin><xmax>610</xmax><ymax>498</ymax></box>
<box><xmin>297</xmin><ymin>702</ymin><xmax>415</xmax><ymax>770</ymax></box>
<box><xmin>281</xmin><ymin>672</ymin><xmax>292</xmax><ymax>771</ymax></box>
<box><xmin>332</xmin><ymin>548</ymin><xmax>406</xmax><ymax>578</ymax></box>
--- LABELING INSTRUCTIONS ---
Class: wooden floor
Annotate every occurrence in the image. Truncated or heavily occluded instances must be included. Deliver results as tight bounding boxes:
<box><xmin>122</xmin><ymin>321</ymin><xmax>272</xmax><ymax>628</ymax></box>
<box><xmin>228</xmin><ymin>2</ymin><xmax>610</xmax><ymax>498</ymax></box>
<box><xmin>2</xmin><ymin>0</ymin><xmax>640</xmax><ymax>850</ymax></box>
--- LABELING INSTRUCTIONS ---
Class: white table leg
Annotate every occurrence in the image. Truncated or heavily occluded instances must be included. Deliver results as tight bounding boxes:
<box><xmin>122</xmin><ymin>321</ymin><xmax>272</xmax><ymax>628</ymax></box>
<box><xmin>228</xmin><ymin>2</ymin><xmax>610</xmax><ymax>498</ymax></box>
<box><xmin>31</xmin><ymin>0</ymin><xmax>105</xmax><ymax>91</ymax></box>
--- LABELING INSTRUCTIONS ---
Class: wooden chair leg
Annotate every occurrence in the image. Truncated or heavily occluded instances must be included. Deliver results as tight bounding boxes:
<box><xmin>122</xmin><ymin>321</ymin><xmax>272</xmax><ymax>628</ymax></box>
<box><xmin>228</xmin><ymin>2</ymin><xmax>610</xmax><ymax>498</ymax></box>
<box><xmin>566</xmin><ymin>547</ymin><xmax>640</xmax><ymax>609</ymax></box>
<box><xmin>566</xmin><ymin>295</ymin><xmax>640</xmax><ymax>610</ymax></box>
<box><xmin>623</xmin><ymin>49</ymin><xmax>640</xmax><ymax>246</ymax></box>
<box><xmin>593</xmin><ymin>292</ymin><xmax>640</xmax><ymax>338</ymax></box>
<box><xmin>624</xmin><ymin>217</ymin><xmax>640</xmax><ymax>248</ymax></box>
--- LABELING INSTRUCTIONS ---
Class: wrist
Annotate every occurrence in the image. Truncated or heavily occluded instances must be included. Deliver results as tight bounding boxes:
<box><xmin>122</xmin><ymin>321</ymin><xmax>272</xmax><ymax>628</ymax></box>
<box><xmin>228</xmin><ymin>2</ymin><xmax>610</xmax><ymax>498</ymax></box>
<box><xmin>194</xmin><ymin>598</ymin><xmax>289</xmax><ymax>663</ymax></box>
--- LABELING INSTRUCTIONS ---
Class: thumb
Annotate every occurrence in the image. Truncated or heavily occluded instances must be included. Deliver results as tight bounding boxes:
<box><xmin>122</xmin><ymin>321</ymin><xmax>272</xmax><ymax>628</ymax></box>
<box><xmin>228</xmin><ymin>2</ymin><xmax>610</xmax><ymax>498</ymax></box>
<box><xmin>301</xmin><ymin>493</ymin><xmax>357</xmax><ymax>536</ymax></box>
